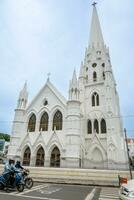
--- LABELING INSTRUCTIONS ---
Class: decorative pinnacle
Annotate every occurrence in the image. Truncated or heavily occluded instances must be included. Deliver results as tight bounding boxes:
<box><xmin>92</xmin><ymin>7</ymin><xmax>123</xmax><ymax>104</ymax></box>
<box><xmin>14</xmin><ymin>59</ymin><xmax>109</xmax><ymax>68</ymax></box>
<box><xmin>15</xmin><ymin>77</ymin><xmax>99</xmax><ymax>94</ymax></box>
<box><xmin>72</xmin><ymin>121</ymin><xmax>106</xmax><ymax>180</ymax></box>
<box><xmin>47</xmin><ymin>72</ymin><xmax>51</xmax><ymax>81</ymax></box>
<box><xmin>92</xmin><ymin>2</ymin><xmax>97</xmax><ymax>7</ymax></box>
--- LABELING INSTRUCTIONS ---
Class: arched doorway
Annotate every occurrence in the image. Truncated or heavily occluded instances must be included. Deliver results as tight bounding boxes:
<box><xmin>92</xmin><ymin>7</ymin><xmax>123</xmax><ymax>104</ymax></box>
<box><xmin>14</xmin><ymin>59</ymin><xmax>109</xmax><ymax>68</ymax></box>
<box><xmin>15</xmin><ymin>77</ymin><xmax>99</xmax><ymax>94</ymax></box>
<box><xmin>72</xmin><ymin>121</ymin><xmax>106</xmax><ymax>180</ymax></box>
<box><xmin>36</xmin><ymin>147</ymin><xmax>45</xmax><ymax>166</ymax></box>
<box><xmin>92</xmin><ymin>148</ymin><xmax>103</xmax><ymax>162</ymax></box>
<box><xmin>50</xmin><ymin>146</ymin><xmax>60</xmax><ymax>167</ymax></box>
<box><xmin>23</xmin><ymin>147</ymin><xmax>31</xmax><ymax>166</ymax></box>
<box><xmin>91</xmin><ymin>147</ymin><xmax>104</xmax><ymax>169</ymax></box>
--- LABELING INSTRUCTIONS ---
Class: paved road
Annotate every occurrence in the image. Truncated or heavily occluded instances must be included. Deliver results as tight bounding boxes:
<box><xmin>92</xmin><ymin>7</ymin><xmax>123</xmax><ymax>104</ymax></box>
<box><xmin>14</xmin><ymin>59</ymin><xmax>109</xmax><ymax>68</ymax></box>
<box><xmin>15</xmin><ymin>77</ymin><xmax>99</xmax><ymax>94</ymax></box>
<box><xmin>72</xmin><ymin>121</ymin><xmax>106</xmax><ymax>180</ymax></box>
<box><xmin>0</xmin><ymin>183</ymin><xmax>119</xmax><ymax>200</ymax></box>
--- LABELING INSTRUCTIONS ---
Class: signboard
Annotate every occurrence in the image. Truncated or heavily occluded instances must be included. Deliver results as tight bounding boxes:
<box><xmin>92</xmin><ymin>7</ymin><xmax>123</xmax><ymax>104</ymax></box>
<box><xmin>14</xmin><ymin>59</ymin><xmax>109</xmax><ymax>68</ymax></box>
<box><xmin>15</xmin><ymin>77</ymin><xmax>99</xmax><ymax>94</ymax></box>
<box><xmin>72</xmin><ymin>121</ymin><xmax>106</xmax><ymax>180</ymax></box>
<box><xmin>0</xmin><ymin>140</ymin><xmax>5</xmax><ymax>152</ymax></box>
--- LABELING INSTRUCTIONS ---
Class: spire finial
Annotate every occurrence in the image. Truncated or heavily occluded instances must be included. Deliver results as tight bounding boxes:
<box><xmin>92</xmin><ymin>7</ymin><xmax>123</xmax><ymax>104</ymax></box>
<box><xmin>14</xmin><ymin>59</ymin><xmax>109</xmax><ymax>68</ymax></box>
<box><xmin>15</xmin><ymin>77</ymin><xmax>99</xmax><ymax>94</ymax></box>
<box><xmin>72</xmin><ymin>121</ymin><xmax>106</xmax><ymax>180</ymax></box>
<box><xmin>92</xmin><ymin>2</ymin><xmax>97</xmax><ymax>7</ymax></box>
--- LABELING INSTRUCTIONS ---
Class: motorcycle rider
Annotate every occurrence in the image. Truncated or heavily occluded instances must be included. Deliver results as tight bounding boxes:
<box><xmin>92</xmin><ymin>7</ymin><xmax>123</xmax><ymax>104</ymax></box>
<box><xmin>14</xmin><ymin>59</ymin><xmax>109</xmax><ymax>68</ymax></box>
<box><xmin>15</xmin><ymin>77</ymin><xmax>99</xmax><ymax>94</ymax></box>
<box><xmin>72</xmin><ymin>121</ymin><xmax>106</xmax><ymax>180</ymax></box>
<box><xmin>0</xmin><ymin>159</ymin><xmax>25</xmax><ymax>192</ymax></box>
<box><xmin>4</xmin><ymin>159</ymin><xmax>15</xmax><ymax>173</ymax></box>
<box><xmin>15</xmin><ymin>161</ymin><xmax>24</xmax><ymax>170</ymax></box>
<box><xmin>3</xmin><ymin>159</ymin><xmax>16</xmax><ymax>185</ymax></box>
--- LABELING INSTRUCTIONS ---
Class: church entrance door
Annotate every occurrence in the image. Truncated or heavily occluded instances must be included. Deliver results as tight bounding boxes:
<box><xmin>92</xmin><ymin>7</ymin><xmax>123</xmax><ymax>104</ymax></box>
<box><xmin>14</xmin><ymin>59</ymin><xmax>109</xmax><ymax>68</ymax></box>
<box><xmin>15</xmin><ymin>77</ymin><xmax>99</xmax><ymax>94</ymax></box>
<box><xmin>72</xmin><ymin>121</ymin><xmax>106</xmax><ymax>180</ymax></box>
<box><xmin>50</xmin><ymin>147</ymin><xmax>60</xmax><ymax>167</ymax></box>
<box><xmin>91</xmin><ymin>147</ymin><xmax>104</xmax><ymax>169</ymax></box>
<box><xmin>23</xmin><ymin>147</ymin><xmax>31</xmax><ymax>166</ymax></box>
<box><xmin>36</xmin><ymin>147</ymin><xmax>45</xmax><ymax>166</ymax></box>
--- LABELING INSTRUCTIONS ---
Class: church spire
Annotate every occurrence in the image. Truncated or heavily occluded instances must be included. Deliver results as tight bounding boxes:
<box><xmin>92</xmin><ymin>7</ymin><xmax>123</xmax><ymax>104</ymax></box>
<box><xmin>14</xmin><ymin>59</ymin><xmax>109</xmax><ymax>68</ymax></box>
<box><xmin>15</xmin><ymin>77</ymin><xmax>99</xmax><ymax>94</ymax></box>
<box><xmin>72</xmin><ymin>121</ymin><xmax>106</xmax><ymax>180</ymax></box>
<box><xmin>68</xmin><ymin>69</ymin><xmax>79</xmax><ymax>101</ymax></box>
<box><xmin>19</xmin><ymin>81</ymin><xmax>28</xmax><ymax>99</ymax></box>
<box><xmin>89</xmin><ymin>3</ymin><xmax>104</xmax><ymax>47</ymax></box>
<box><xmin>17</xmin><ymin>81</ymin><xmax>28</xmax><ymax>109</ymax></box>
<box><xmin>72</xmin><ymin>69</ymin><xmax>77</xmax><ymax>87</ymax></box>
<box><xmin>79</xmin><ymin>61</ymin><xmax>84</xmax><ymax>78</ymax></box>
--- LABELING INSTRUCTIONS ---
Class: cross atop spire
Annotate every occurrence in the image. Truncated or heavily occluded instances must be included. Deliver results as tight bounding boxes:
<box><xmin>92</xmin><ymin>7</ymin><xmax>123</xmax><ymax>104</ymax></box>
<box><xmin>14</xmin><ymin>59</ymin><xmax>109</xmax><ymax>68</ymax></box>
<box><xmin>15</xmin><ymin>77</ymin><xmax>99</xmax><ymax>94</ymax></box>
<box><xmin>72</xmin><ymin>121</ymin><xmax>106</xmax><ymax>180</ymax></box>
<box><xmin>92</xmin><ymin>2</ymin><xmax>97</xmax><ymax>7</ymax></box>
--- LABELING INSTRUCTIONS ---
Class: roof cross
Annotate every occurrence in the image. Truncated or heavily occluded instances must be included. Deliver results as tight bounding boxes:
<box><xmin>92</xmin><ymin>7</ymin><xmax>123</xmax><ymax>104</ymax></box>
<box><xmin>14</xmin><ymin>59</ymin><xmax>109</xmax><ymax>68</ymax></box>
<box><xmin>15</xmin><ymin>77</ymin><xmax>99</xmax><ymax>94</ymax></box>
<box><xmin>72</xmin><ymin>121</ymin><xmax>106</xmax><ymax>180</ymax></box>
<box><xmin>47</xmin><ymin>72</ymin><xmax>51</xmax><ymax>81</ymax></box>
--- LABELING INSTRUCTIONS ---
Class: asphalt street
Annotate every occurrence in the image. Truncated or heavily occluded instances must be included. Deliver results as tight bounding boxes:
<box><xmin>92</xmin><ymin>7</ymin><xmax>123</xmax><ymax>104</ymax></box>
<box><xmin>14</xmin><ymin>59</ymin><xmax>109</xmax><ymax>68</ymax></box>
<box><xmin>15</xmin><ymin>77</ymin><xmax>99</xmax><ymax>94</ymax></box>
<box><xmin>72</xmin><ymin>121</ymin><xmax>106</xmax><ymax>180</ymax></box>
<box><xmin>0</xmin><ymin>183</ymin><xmax>119</xmax><ymax>200</ymax></box>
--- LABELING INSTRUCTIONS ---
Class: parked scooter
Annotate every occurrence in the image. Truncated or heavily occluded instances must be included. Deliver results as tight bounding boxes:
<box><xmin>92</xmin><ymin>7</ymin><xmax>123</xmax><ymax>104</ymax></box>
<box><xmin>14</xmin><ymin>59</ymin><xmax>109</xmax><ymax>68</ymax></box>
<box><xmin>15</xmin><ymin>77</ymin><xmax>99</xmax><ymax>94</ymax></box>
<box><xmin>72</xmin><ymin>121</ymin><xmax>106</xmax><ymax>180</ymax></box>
<box><xmin>0</xmin><ymin>170</ymin><xmax>25</xmax><ymax>192</ymax></box>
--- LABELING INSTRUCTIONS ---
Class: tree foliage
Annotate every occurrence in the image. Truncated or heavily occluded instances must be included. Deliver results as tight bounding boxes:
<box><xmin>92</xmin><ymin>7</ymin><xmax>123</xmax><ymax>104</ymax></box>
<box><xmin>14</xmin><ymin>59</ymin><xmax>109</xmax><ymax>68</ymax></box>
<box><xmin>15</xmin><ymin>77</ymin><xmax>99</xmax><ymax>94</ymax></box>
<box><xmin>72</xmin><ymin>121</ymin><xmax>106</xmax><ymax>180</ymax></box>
<box><xmin>0</xmin><ymin>133</ymin><xmax>10</xmax><ymax>141</ymax></box>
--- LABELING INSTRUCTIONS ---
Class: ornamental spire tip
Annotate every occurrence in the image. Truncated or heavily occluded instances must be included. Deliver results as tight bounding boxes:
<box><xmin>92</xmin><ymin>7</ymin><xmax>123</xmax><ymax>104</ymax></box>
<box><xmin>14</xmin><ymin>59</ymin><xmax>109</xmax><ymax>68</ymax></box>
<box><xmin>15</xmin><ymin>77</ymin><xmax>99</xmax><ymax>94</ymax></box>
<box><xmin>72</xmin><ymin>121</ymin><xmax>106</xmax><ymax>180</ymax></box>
<box><xmin>92</xmin><ymin>2</ymin><xmax>97</xmax><ymax>7</ymax></box>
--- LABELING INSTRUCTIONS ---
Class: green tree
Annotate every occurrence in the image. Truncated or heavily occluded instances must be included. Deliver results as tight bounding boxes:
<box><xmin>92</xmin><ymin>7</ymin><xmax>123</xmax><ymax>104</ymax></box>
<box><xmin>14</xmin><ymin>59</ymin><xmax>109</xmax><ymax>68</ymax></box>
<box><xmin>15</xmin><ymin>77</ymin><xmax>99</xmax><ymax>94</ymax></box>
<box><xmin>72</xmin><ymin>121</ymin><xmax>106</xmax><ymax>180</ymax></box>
<box><xmin>0</xmin><ymin>133</ymin><xmax>10</xmax><ymax>141</ymax></box>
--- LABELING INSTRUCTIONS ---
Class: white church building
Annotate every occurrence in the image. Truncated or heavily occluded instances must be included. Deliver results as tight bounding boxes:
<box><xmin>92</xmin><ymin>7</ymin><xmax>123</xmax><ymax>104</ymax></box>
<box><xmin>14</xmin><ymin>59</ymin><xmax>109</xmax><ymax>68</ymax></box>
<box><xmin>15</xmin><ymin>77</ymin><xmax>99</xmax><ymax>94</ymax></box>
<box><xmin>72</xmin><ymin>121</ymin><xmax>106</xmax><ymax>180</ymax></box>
<box><xmin>8</xmin><ymin>4</ymin><xmax>128</xmax><ymax>169</ymax></box>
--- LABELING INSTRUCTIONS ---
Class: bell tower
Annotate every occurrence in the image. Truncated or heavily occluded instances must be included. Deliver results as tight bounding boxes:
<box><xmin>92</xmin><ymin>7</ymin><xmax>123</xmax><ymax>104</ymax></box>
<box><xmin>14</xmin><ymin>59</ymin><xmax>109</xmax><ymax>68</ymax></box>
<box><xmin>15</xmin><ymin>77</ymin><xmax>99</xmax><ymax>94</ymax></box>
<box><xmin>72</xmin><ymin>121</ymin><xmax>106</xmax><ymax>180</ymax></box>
<box><xmin>77</xmin><ymin>3</ymin><xmax>128</xmax><ymax>169</ymax></box>
<box><xmin>7</xmin><ymin>82</ymin><xmax>28</xmax><ymax>160</ymax></box>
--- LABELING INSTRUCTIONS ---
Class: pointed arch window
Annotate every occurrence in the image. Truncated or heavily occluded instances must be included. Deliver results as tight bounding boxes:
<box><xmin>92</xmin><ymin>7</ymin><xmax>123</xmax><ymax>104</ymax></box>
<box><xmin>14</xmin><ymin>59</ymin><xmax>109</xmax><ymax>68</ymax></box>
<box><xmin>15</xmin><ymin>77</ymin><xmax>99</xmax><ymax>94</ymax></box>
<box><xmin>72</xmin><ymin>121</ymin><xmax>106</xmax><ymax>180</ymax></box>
<box><xmin>92</xmin><ymin>94</ymin><xmax>95</xmax><ymax>106</ymax></box>
<box><xmin>103</xmin><ymin>72</ymin><xmax>105</xmax><ymax>80</ymax></box>
<box><xmin>23</xmin><ymin>147</ymin><xmax>31</xmax><ymax>166</ymax></box>
<box><xmin>101</xmin><ymin>119</ymin><xmax>107</xmax><ymax>133</ymax></box>
<box><xmin>36</xmin><ymin>147</ymin><xmax>45</xmax><ymax>166</ymax></box>
<box><xmin>50</xmin><ymin>146</ymin><xmax>60</xmax><ymax>167</ymax></box>
<box><xmin>94</xmin><ymin>119</ymin><xmax>99</xmax><ymax>134</ymax></box>
<box><xmin>92</xmin><ymin>92</ymin><xmax>99</xmax><ymax>106</ymax></box>
<box><xmin>75</xmin><ymin>88</ymin><xmax>77</xmax><ymax>94</ymax></box>
<box><xmin>52</xmin><ymin>110</ymin><xmax>62</xmax><ymax>130</ymax></box>
<box><xmin>39</xmin><ymin>112</ymin><xmax>49</xmax><ymax>131</ymax></box>
<box><xmin>28</xmin><ymin>114</ymin><xmax>36</xmax><ymax>132</ymax></box>
<box><xmin>93</xmin><ymin>71</ymin><xmax>97</xmax><ymax>82</ymax></box>
<box><xmin>87</xmin><ymin>120</ymin><xmax>92</xmax><ymax>134</ymax></box>
<box><xmin>96</xmin><ymin>94</ymin><xmax>99</xmax><ymax>105</ymax></box>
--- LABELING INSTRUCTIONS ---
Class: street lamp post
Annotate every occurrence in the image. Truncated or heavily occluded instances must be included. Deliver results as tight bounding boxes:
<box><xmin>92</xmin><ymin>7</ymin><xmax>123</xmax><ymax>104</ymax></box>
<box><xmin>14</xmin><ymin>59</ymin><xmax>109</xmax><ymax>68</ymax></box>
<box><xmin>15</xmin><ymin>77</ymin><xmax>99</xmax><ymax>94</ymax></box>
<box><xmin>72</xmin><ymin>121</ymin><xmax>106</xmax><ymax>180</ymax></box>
<box><xmin>124</xmin><ymin>128</ymin><xmax>133</xmax><ymax>180</ymax></box>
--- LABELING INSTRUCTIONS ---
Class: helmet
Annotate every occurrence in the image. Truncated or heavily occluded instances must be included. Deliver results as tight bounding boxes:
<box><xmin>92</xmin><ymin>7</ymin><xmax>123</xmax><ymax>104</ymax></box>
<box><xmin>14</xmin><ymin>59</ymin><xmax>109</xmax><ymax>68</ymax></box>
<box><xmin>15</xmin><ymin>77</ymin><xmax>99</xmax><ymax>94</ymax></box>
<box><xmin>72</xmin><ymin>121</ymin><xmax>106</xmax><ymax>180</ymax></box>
<box><xmin>9</xmin><ymin>159</ymin><xmax>15</xmax><ymax>165</ymax></box>
<box><xmin>16</xmin><ymin>160</ymin><xmax>21</xmax><ymax>165</ymax></box>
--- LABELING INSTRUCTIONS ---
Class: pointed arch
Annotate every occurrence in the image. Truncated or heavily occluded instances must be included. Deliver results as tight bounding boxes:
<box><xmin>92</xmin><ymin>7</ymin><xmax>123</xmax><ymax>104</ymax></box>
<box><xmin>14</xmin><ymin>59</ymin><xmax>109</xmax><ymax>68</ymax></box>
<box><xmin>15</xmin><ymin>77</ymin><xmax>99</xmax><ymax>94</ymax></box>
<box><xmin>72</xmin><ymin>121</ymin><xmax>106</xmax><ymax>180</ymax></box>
<box><xmin>87</xmin><ymin>120</ymin><xmax>92</xmax><ymax>134</ymax></box>
<box><xmin>50</xmin><ymin>146</ymin><xmax>60</xmax><ymax>167</ymax></box>
<box><xmin>96</xmin><ymin>93</ymin><xmax>99</xmax><ymax>105</ymax></box>
<box><xmin>23</xmin><ymin>146</ymin><xmax>31</xmax><ymax>166</ymax></box>
<box><xmin>52</xmin><ymin>110</ymin><xmax>62</xmax><ymax>130</ymax></box>
<box><xmin>39</xmin><ymin>112</ymin><xmax>49</xmax><ymax>131</ymax></box>
<box><xmin>92</xmin><ymin>92</ymin><xmax>99</xmax><ymax>106</ymax></box>
<box><xmin>28</xmin><ymin>113</ymin><xmax>36</xmax><ymax>132</ymax></box>
<box><xmin>94</xmin><ymin>119</ymin><xmax>99</xmax><ymax>133</ymax></box>
<box><xmin>89</xmin><ymin>142</ymin><xmax>106</xmax><ymax>161</ymax></box>
<box><xmin>93</xmin><ymin>71</ymin><xmax>97</xmax><ymax>82</ymax></box>
<box><xmin>92</xmin><ymin>147</ymin><xmax>103</xmax><ymax>162</ymax></box>
<box><xmin>36</xmin><ymin>146</ymin><xmax>45</xmax><ymax>166</ymax></box>
<box><xmin>101</xmin><ymin>119</ymin><xmax>107</xmax><ymax>133</ymax></box>
<box><xmin>75</xmin><ymin>88</ymin><xmax>77</xmax><ymax>93</ymax></box>
<box><xmin>92</xmin><ymin>94</ymin><xmax>95</xmax><ymax>106</ymax></box>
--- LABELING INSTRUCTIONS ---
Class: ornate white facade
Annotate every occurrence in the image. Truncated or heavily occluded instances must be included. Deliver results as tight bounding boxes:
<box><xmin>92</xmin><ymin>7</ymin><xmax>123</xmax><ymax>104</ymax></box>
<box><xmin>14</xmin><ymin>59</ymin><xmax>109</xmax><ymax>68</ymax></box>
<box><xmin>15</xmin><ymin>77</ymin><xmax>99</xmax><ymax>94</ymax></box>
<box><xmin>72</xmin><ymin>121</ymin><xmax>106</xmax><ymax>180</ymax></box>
<box><xmin>8</xmin><ymin>5</ymin><xmax>128</xmax><ymax>169</ymax></box>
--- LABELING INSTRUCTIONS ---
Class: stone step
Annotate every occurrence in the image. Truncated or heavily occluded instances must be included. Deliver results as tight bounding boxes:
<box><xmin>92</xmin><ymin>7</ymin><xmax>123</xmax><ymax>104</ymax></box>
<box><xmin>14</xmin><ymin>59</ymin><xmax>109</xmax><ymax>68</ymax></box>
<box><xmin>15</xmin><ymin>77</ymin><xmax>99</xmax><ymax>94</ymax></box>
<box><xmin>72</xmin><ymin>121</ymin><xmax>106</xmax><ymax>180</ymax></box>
<box><xmin>0</xmin><ymin>164</ymin><xmax>133</xmax><ymax>186</ymax></box>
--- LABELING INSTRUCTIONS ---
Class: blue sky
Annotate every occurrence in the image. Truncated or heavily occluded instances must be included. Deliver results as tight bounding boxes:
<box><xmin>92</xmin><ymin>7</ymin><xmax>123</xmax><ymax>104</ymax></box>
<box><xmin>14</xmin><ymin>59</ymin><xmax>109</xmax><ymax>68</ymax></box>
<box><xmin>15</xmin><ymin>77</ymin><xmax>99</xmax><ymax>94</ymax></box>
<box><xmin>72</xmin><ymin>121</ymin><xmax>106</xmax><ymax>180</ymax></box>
<box><xmin>0</xmin><ymin>0</ymin><xmax>134</xmax><ymax>137</ymax></box>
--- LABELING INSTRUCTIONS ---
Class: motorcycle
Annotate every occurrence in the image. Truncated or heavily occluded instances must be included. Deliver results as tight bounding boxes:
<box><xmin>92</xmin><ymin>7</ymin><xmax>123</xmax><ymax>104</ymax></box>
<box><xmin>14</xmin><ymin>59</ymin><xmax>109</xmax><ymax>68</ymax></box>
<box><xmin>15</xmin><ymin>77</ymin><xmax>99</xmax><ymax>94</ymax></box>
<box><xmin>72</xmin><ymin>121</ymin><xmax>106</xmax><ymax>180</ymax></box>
<box><xmin>22</xmin><ymin>169</ymin><xmax>33</xmax><ymax>189</ymax></box>
<box><xmin>0</xmin><ymin>170</ymin><xmax>25</xmax><ymax>192</ymax></box>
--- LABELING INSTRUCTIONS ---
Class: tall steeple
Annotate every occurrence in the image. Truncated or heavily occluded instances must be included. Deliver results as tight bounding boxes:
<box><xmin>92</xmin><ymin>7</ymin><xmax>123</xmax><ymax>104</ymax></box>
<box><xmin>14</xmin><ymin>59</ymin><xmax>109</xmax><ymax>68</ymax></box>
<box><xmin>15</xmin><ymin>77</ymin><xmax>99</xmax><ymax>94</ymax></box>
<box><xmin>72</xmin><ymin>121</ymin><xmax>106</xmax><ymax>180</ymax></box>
<box><xmin>89</xmin><ymin>3</ymin><xmax>104</xmax><ymax>47</ymax></box>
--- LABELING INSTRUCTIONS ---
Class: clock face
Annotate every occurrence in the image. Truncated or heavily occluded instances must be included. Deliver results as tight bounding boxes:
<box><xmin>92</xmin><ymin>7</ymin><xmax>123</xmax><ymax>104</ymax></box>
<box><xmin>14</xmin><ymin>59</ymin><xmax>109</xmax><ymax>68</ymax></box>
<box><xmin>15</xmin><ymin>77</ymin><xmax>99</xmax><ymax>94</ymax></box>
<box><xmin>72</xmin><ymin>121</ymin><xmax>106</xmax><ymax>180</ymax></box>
<box><xmin>92</xmin><ymin>63</ymin><xmax>97</xmax><ymax>68</ymax></box>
